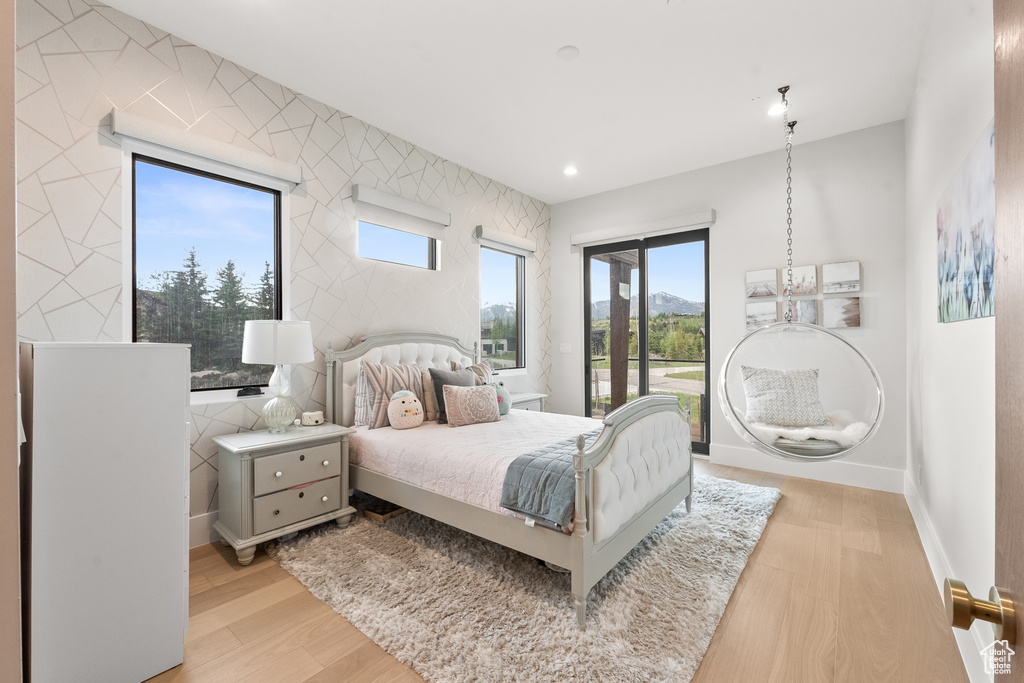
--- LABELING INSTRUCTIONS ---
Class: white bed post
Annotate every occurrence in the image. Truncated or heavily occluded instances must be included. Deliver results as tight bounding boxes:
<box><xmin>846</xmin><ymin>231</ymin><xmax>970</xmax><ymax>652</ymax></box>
<box><xmin>572</xmin><ymin>433</ymin><xmax>588</xmax><ymax>627</ymax></box>
<box><xmin>325</xmin><ymin>342</ymin><xmax>335</xmax><ymax>425</ymax></box>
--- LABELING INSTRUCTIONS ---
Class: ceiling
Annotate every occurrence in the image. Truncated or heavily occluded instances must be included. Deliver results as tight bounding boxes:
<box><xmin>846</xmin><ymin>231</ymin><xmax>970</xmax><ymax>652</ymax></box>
<box><xmin>102</xmin><ymin>0</ymin><xmax>934</xmax><ymax>205</ymax></box>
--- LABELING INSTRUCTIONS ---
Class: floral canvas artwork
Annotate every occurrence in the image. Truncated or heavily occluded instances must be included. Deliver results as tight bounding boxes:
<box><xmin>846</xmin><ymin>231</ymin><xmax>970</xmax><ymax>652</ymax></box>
<box><xmin>782</xmin><ymin>265</ymin><xmax>817</xmax><ymax>296</ymax></box>
<box><xmin>937</xmin><ymin>121</ymin><xmax>995</xmax><ymax>323</ymax></box>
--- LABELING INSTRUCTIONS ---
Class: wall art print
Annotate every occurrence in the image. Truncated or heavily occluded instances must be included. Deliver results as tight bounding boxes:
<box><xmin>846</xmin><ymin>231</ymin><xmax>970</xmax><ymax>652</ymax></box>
<box><xmin>782</xmin><ymin>265</ymin><xmax>817</xmax><ymax>296</ymax></box>
<box><xmin>937</xmin><ymin>120</ymin><xmax>995</xmax><ymax>323</ymax></box>
<box><xmin>745</xmin><ymin>269</ymin><xmax>777</xmax><ymax>298</ymax></box>
<box><xmin>746</xmin><ymin>301</ymin><xmax>778</xmax><ymax>331</ymax></box>
<box><xmin>823</xmin><ymin>297</ymin><xmax>861</xmax><ymax>328</ymax></box>
<box><xmin>785</xmin><ymin>299</ymin><xmax>818</xmax><ymax>325</ymax></box>
<box><xmin>822</xmin><ymin>261</ymin><xmax>861</xmax><ymax>294</ymax></box>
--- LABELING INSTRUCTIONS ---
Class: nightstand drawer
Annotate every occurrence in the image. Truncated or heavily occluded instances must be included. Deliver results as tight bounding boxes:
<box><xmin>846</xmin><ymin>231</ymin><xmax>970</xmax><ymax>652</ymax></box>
<box><xmin>253</xmin><ymin>477</ymin><xmax>340</xmax><ymax>535</ymax></box>
<box><xmin>253</xmin><ymin>442</ymin><xmax>341</xmax><ymax>496</ymax></box>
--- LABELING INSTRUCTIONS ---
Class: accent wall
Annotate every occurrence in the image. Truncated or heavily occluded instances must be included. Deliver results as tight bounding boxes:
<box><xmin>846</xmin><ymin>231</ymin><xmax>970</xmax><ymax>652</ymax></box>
<box><xmin>14</xmin><ymin>0</ymin><xmax>552</xmax><ymax>535</ymax></box>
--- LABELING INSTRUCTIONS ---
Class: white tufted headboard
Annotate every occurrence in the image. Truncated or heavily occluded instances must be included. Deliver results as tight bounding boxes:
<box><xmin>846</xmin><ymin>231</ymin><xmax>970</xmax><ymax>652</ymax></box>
<box><xmin>325</xmin><ymin>332</ymin><xmax>478</xmax><ymax>427</ymax></box>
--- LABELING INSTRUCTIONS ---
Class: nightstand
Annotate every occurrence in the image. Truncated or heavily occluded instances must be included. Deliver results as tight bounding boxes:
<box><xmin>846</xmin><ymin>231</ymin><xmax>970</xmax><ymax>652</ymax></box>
<box><xmin>510</xmin><ymin>392</ymin><xmax>547</xmax><ymax>411</ymax></box>
<box><xmin>213</xmin><ymin>423</ymin><xmax>356</xmax><ymax>565</ymax></box>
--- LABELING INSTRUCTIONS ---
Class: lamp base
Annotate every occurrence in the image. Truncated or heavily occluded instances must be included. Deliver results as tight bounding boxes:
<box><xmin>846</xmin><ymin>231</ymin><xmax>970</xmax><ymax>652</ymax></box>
<box><xmin>263</xmin><ymin>395</ymin><xmax>298</xmax><ymax>433</ymax></box>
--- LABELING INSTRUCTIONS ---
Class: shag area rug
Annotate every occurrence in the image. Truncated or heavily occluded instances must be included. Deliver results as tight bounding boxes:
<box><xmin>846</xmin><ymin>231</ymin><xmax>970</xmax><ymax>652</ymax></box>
<box><xmin>269</xmin><ymin>474</ymin><xmax>780</xmax><ymax>682</ymax></box>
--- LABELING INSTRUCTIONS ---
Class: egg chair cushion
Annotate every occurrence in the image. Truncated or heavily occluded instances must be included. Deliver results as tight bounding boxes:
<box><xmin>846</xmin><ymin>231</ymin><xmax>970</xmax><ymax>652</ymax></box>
<box><xmin>741</xmin><ymin>366</ymin><xmax>830</xmax><ymax>428</ymax></box>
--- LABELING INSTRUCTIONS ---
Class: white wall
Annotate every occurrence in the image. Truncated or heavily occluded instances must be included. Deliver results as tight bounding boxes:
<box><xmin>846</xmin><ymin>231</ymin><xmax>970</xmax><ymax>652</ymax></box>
<box><xmin>14</xmin><ymin>0</ymin><xmax>552</xmax><ymax>531</ymax></box>
<box><xmin>904</xmin><ymin>0</ymin><xmax>994</xmax><ymax>678</ymax></box>
<box><xmin>550</xmin><ymin>122</ymin><xmax>908</xmax><ymax>491</ymax></box>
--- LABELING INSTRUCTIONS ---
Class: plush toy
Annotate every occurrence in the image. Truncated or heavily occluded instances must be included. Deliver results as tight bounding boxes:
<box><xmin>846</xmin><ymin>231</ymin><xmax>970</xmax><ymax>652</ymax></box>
<box><xmin>490</xmin><ymin>381</ymin><xmax>512</xmax><ymax>416</ymax></box>
<box><xmin>387</xmin><ymin>389</ymin><xmax>424</xmax><ymax>429</ymax></box>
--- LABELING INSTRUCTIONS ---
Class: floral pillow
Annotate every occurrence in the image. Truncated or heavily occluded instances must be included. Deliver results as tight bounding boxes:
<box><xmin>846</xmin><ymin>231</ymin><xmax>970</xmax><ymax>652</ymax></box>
<box><xmin>443</xmin><ymin>384</ymin><xmax>500</xmax><ymax>427</ymax></box>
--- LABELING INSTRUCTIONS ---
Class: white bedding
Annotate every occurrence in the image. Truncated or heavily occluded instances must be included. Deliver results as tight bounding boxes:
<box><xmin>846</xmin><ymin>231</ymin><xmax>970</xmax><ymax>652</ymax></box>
<box><xmin>349</xmin><ymin>410</ymin><xmax>598</xmax><ymax>514</ymax></box>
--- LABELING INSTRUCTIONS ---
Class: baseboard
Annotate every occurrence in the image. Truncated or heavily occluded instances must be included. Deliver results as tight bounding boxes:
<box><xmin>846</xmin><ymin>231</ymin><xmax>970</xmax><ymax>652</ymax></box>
<box><xmin>903</xmin><ymin>473</ymin><xmax>991</xmax><ymax>682</ymax></box>
<box><xmin>709</xmin><ymin>443</ymin><xmax>905</xmax><ymax>492</ymax></box>
<box><xmin>189</xmin><ymin>511</ymin><xmax>220</xmax><ymax>549</ymax></box>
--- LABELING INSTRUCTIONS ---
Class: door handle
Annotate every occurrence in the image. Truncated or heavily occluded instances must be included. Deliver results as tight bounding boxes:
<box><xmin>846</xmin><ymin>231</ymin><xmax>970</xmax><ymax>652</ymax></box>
<box><xmin>943</xmin><ymin>578</ymin><xmax>1017</xmax><ymax>645</ymax></box>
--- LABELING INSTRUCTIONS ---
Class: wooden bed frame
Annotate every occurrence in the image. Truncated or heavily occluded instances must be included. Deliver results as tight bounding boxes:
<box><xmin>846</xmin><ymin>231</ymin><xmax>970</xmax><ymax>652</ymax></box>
<box><xmin>325</xmin><ymin>332</ymin><xmax>693</xmax><ymax>627</ymax></box>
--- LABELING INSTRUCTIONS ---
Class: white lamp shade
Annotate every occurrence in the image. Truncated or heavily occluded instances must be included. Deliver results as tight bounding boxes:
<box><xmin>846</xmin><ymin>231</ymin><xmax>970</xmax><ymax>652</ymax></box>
<box><xmin>241</xmin><ymin>320</ymin><xmax>314</xmax><ymax>365</ymax></box>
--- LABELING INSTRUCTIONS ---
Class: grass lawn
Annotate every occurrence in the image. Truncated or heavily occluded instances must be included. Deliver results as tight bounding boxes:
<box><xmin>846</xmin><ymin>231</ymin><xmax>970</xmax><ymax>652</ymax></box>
<box><xmin>665</xmin><ymin>370</ymin><xmax>705</xmax><ymax>381</ymax></box>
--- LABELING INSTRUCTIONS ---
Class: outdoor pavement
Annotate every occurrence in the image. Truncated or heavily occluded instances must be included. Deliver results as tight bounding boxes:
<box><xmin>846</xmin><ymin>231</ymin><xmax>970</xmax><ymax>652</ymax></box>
<box><xmin>591</xmin><ymin>366</ymin><xmax>705</xmax><ymax>400</ymax></box>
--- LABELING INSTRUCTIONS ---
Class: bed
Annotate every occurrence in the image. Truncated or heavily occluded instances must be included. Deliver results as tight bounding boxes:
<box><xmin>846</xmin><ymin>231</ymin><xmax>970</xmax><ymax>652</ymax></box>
<box><xmin>325</xmin><ymin>331</ymin><xmax>693</xmax><ymax>627</ymax></box>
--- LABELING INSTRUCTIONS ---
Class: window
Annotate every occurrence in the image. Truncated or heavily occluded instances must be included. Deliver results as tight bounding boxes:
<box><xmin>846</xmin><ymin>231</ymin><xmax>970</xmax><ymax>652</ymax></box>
<box><xmin>583</xmin><ymin>229</ymin><xmax>710</xmax><ymax>453</ymax></box>
<box><xmin>132</xmin><ymin>155</ymin><xmax>282</xmax><ymax>392</ymax></box>
<box><xmin>357</xmin><ymin>221</ymin><xmax>436</xmax><ymax>269</ymax></box>
<box><xmin>480</xmin><ymin>247</ymin><xmax>525</xmax><ymax>370</ymax></box>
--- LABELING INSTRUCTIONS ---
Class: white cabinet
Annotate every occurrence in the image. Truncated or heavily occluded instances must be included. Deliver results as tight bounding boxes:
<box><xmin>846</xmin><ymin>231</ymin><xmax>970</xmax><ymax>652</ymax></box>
<box><xmin>20</xmin><ymin>342</ymin><xmax>190</xmax><ymax>683</ymax></box>
<box><xmin>510</xmin><ymin>392</ymin><xmax>547</xmax><ymax>411</ymax></box>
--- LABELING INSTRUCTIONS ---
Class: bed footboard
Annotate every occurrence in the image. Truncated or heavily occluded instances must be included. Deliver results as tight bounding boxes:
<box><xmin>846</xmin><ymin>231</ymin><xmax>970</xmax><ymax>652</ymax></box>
<box><xmin>570</xmin><ymin>395</ymin><xmax>693</xmax><ymax>626</ymax></box>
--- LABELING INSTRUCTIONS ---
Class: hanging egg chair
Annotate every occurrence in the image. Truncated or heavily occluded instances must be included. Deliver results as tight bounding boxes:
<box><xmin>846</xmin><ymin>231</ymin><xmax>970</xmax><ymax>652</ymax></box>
<box><xmin>718</xmin><ymin>87</ymin><xmax>885</xmax><ymax>461</ymax></box>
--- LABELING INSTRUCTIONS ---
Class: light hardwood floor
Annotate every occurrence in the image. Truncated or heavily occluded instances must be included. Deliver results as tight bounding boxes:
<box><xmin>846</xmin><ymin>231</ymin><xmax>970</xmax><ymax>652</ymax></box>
<box><xmin>151</xmin><ymin>460</ymin><xmax>968</xmax><ymax>682</ymax></box>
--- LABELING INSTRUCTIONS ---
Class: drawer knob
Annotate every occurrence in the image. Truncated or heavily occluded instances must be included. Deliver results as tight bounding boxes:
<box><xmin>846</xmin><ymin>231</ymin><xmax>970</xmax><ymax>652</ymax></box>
<box><xmin>321</xmin><ymin>496</ymin><xmax>329</xmax><ymax>502</ymax></box>
<box><xmin>322</xmin><ymin>460</ymin><xmax>330</xmax><ymax>466</ymax></box>
<box><xmin>275</xmin><ymin>471</ymin><xmax>283</xmax><ymax>478</ymax></box>
<box><xmin>273</xmin><ymin>509</ymin><xmax>280</xmax><ymax>515</ymax></box>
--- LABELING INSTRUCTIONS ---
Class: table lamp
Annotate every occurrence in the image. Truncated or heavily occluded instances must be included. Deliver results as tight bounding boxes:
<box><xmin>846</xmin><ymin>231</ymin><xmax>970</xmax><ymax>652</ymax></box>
<box><xmin>242</xmin><ymin>320</ymin><xmax>314</xmax><ymax>432</ymax></box>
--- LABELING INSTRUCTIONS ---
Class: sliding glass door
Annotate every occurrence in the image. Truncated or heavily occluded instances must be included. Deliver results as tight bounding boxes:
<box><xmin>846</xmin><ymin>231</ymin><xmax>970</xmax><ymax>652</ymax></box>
<box><xmin>584</xmin><ymin>229</ymin><xmax>709</xmax><ymax>453</ymax></box>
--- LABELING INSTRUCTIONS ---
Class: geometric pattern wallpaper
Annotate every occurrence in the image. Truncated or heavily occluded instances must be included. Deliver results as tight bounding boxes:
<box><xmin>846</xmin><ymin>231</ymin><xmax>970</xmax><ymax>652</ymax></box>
<box><xmin>15</xmin><ymin>0</ymin><xmax>552</xmax><ymax>519</ymax></box>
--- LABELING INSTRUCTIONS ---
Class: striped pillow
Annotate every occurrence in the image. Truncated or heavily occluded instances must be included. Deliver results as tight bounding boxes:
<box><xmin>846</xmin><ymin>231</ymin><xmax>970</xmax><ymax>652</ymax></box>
<box><xmin>420</xmin><ymin>370</ymin><xmax>439</xmax><ymax>421</ymax></box>
<box><xmin>363</xmin><ymin>363</ymin><xmax>424</xmax><ymax>430</ymax></box>
<box><xmin>450</xmin><ymin>360</ymin><xmax>493</xmax><ymax>385</ymax></box>
<box><xmin>354</xmin><ymin>364</ymin><xmax>372</xmax><ymax>427</ymax></box>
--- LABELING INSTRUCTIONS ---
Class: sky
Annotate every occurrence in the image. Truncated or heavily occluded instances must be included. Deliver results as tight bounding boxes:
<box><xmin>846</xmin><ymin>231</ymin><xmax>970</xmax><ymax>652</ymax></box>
<box><xmin>589</xmin><ymin>240</ymin><xmax>706</xmax><ymax>303</ymax></box>
<box><xmin>358</xmin><ymin>221</ymin><xmax>433</xmax><ymax>270</ymax></box>
<box><xmin>134</xmin><ymin>160</ymin><xmax>276</xmax><ymax>292</ymax></box>
<box><xmin>480</xmin><ymin>247</ymin><xmax>518</xmax><ymax>308</ymax></box>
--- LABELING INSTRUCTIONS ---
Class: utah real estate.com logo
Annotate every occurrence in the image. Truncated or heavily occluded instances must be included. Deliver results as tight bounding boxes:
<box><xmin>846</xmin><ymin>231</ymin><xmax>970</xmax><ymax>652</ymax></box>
<box><xmin>981</xmin><ymin>639</ymin><xmax>1015</xmax><ymax>676</ymax></box>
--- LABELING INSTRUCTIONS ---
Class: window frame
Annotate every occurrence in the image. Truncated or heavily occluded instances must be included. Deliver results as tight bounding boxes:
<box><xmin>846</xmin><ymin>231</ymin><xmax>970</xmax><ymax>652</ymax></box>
<box><xmin>356</xmin><ymin>220</ymin><xmax>437</xmax><ymax>270</ymax></box>
<box><xmin>121</xmin><ymin>138</ymin><xmax>292</xmax><ymax>401</ymax></box>
<box><xmin>480</xmin><ymin>245</ymin><xmax>526</xmax><ymax>372</ymax></box>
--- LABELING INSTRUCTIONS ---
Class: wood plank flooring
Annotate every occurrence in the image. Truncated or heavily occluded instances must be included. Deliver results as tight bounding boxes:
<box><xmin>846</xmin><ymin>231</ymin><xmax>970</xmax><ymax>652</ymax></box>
<box><xmin>151</xmin><ymin>460</ymin><xmax>967</xmax><ymax>682</ymax></box>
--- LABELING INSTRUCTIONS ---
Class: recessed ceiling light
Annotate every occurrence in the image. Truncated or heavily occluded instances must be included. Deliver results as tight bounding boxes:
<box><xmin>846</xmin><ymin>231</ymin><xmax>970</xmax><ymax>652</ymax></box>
<box><xmin>767</xmin><ymin>102</ymin><xmax>787</xmax><ymax>116</ymax></box>
<box><xmin>557</xmin><ymin>45</ymin><xmax>580</xmax><ymax>61</ymax></box>
<box><xmin>564</xmin><ymin>166</ymin><xmax>578</xmax><ymax>176</ymax></box>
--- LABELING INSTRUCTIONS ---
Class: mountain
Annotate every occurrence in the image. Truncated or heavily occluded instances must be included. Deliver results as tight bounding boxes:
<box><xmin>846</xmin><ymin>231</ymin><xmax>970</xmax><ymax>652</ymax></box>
<box><xmin>481</xmin><ymin>302</ymin><xmax>516</xmax><ymax>322</ymax></box>
<box><xmin>591</xmin><ymin>291</ymin><xmax>704</xmax><ymax>319</ymax></box>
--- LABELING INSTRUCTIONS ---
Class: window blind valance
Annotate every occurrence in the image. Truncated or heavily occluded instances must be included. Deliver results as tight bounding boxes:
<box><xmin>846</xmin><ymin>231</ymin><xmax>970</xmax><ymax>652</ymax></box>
<box><xmin>474</xmin><ymin>225</ymin><xmax>537</xmax><ymax>257</ymax></box>
<box><xmin>352</xmin><ymin>184</ymin><xmax>450</xmax><ymax>241</ymax></box>
<box><xmin>110</xmin><ymin>108</ymin><xmax>302</xmax><ymax>185</ymax></box>
<box><xmin>570</xmin><ymin>209</ymin><xmax>716</xmax><ymax>248</ymax></box>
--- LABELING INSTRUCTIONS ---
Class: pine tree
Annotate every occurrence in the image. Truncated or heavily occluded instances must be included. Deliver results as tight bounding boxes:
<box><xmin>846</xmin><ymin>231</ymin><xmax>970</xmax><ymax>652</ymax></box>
<box><xmin>250</xmin><ymin>261</ymin><xmax>276</xmax><ymax>319</ymax></box>
<box><xmin>211</xmin><ymin>260</ymin><xmax>247</xmax><ymax>372</ymax></box>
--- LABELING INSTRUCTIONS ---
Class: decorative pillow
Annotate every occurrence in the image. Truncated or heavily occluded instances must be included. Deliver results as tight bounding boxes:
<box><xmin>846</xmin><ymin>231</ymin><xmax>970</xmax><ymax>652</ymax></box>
<box><xmin>429</xmin><ymin>367</ymin><xmax>476</xmax><ymax>424</ymax></box>
<box><xmin>420</xmin><ymin>370</ymin><xmax>439</xmax><ymax>421</ymax></box>
<box><xmin>354</xmin><ymin>363</ymin><xmax>372</xmax><ymax>427</ymax></box>
<box><xmin>443</xmin><ymin>384</ymin><xmax>500</xmax><ymax>427</ymax></box>
<box><xmin>741</xmin><ymin>366</ymin><xmax>829</xmax><ymax>428</ymax></box>
<box><xmin>387</xmin><ymin>390</ymin><xmax>424</xmax><ymax>430</ymax></box>
<box><xmin>364</xmin><ymin>363</ymin><xmax>424</xmax><ymax>430</ymax></box>
<box><xmin>450</xmin><ymin>360</ymin><xmax>492</xmax><ymax>385</ymax></box>
<box><xmin>490</xmin><ymin>381</ymin><xmax>512</xmax><ymax>416</ymax></box>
